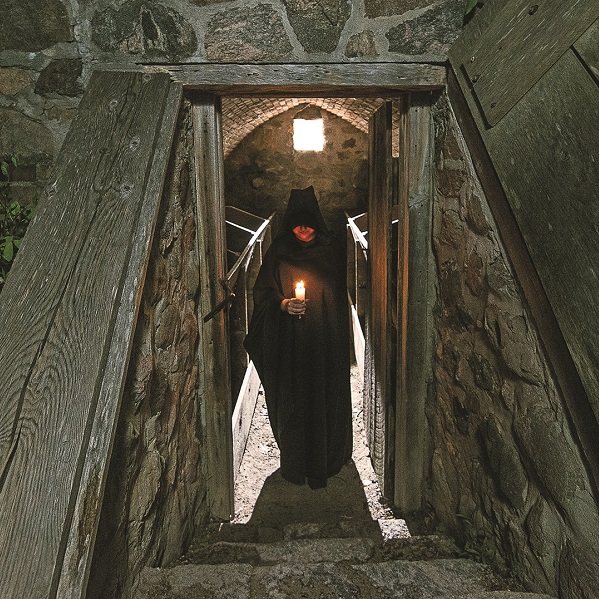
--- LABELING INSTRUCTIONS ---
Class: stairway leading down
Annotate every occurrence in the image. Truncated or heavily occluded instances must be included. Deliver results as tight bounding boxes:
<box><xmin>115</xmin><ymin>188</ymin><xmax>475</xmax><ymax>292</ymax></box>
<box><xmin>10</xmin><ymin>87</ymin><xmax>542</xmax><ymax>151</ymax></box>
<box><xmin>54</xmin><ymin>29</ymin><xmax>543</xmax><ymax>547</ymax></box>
<box><xmin>132</xmin><ymin>468</ymin><xmax>555</xmax><ymax>599</ymax></box>
<box><xmin>132</xmin><ymin>523</ymin><xmax>555</xmax><ymax>599</ymax></box>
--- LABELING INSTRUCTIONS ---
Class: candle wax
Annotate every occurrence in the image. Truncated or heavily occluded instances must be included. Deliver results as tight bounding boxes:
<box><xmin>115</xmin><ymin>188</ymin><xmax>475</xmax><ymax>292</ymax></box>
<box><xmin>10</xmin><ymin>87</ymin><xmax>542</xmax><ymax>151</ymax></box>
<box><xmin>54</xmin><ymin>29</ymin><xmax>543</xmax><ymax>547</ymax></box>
<box><xmin>295</xmin><ymin>281</ymin><xmax>305</xmax><ymax>301</ymax></box>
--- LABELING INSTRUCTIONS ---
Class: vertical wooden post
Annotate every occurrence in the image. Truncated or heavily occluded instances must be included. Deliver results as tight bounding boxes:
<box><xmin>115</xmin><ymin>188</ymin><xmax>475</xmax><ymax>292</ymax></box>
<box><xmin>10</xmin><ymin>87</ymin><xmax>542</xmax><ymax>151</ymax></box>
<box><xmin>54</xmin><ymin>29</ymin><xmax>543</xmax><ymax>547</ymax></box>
<box><xmin>394</xmin><ymin>93</ymin><xmax>436</xmax><ymax>512</ymax></box>
<box><xmin>365</xmin><ymin>102</ymin><xmax>395</xmax><ymax>498</ymax></box>
<box><xmin>192</xmin><ymin>95</ymin><xmax>234</xmax><ymax>521</ymax></box>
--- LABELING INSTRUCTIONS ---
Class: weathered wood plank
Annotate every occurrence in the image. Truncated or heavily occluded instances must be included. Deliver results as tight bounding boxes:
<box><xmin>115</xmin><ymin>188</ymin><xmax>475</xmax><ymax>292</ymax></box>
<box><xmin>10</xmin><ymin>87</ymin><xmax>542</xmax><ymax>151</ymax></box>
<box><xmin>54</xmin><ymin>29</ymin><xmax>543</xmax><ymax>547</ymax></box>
<box><xmin>574</xmin><ymin>16</ymin><xmax>599</xmax><ymax>84</ymax></box>
<box><xmin>365</xmin><ymin>102</ymin><xmax>394</xmax><ymax>498</ymax></box>
<box><xmin>157</xmin><ymin>63</ymin><xmax>446</xmax><ymax>95</ymax></box>
<box><xmin>232</xmin><ymin>362</ymin><xmax>261</xmax><ymax>477</ymax></box>
<box><xmin>0</xmin><ymin>70</ymin><xmax>175</xmax><ymax>599</ymax></box>
<box><xmin>56</xmin><ymin>82</ymin><xmax>183</xmax><ymax>599</ymax></box>
<box><xmin>394</xmin><ymin>95</ymin><xmax>435</xmax><ymax>512</ymax></box>
<box><xmin>449</xmin><ymin>0</ymin><xmax>505</xmax><ymax>67</ymax></box>
<box><xmin>447</xmin><ymin>66</ymin><xmax>599</xmax><ymax>498</ymax></box>
<box><xmin>463</xmin><ymin>0</ymin><xmax>599</xmax><ymax>126</ymax></box>
<box><xmin>484</xmin><ymin>49</ymin><xmax>599</xmax><ymax>435</ymax></box>
<box><xmin>393</xmin><ymin>96</ymin><xmax>410</xmax><ymax>510</ymax></box>
<box><xmin>193</xmin><ymin>95</ymin><xmax>234</xmax><ymax>521</ymax></box>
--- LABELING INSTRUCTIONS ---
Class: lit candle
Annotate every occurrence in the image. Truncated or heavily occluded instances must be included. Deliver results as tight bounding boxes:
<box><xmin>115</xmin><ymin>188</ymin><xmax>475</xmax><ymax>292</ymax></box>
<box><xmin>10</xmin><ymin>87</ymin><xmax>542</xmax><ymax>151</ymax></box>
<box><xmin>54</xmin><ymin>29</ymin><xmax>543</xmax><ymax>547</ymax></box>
<box><xmin>294</xmin><ymin>280</ymin><xmax>305</xmax><ymax>301</ymax></box>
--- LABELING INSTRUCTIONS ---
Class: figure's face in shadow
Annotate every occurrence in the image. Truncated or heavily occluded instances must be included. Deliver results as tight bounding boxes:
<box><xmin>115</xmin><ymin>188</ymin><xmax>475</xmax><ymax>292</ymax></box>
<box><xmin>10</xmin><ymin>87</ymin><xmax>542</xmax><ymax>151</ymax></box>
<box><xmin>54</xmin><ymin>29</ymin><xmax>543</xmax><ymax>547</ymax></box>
<box><xmin>293</xmin><ymin>225</ymin><xmax>316</xmax><ymax>243</ymax></box>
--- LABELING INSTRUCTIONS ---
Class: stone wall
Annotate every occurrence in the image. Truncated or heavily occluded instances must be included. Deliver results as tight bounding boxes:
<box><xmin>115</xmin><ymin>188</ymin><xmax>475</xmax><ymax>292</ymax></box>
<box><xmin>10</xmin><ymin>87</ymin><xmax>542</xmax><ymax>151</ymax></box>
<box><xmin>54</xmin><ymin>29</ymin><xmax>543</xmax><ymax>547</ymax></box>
<box><xmin>86</xmin><ymin>102</ymin><xmax>207</xmax><ymax>599</ymax></box>
<box><xmin>225</xmin><ymin>106</ymin><xmax>369</xmax><ymax>237</ymax></box>
<box><xmin>0</xmin><ymin>0</ymin><xmax>465</xmax><ymax>205</ymax></box>
<box><xmin>430</xmin><ymin>96</ymin><xmax>599</xmax><ymax>599</ymax></box>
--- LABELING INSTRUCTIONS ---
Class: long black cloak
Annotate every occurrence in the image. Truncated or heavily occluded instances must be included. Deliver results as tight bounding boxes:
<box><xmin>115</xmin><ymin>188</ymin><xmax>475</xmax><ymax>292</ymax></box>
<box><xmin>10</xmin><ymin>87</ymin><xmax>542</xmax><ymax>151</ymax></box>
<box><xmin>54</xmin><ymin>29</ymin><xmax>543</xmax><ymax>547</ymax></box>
<box><xmin>244</xmin><ymin>187</ymin><xmax>352</xmax><ymax>488</ymax></box>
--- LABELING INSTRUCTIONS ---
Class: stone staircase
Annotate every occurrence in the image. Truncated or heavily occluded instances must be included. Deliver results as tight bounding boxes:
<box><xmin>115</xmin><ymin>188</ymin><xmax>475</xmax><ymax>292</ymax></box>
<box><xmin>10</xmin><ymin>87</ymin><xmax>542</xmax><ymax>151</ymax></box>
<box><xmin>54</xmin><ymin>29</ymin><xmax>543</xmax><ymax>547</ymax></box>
<box><xmin>132</xmin><ymin>518</ymin><xmax>556</xmax><ymax>599</ymax></box>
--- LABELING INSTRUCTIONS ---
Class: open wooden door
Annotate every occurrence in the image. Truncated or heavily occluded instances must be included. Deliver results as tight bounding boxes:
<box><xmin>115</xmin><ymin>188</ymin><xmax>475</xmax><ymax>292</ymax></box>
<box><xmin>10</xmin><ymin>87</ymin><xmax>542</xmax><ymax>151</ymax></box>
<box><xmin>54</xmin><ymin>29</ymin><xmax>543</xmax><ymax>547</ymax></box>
<box><xmin>364</xmin><ymin>101</ymin><xmax>396</xmax><ymax>499</ymax></box>
<box><xmin>0</xmin><ymin>70</ymin><xmax>182</xmax><ymax>599</ymax></box>
<box><xmin>192</xmin><ymin>94</ymin><xmax>234</xmax><ymax>521</ymax></box>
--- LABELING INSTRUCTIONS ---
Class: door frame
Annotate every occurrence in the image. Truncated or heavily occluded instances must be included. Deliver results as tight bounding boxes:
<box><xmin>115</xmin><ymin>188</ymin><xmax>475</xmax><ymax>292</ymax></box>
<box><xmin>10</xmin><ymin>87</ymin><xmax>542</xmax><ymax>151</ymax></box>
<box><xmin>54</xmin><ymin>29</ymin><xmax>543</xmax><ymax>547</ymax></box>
<box><xmin>174</xmin><ymin>63</ymin><xmax>443</xmax><ymax>518</ymax></box>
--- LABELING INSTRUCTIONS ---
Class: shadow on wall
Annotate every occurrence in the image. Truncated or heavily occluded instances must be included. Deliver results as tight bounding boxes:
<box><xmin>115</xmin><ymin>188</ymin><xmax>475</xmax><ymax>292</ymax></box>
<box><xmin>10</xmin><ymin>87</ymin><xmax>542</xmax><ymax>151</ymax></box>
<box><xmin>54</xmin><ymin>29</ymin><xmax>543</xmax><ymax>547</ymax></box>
<box><xmin>225</xmin><ymin>107</ymin><xmax>369</xmax><ymax>239</ymax></box>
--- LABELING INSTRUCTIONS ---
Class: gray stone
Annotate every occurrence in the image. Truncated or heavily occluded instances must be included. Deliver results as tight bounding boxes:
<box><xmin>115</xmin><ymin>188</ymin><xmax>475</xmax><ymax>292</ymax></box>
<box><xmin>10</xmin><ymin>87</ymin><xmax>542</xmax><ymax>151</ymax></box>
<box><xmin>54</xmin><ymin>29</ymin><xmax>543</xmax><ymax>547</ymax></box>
<box><xmin>0</xmin><ymin>0</ymin><xmax>71</xmax><ymax>52</ymax></box>
<box><xmin>283</xmin><ymin>0</ymin><xmax>351</xmax><ymax>53</ymax></box>
<box><xmin>387</xmin><ymin>1</ymin><xmax>463</xmax><ymax>56</ymax></box>
<box><xmin>355</xmin><ymin>558</ymin><xmax>490</xmax><ymax>596</ymax></box>
<box><xmin>256</xmin><ymin>537</ymin><xmax>375</xmax><ymax>563</ymax></box>
<box><xmin>35</xmin><ymin>59</ymin><xmax>83</xmax><ymax>97</ymax></box>
<box><xmin>483</xmin><ymin>306</ymin><xmax>543</xmax><ymax>384</ymax></box>
<box><xmin>91</xmin><ymin>1</ymin><xmax>197</xmax><ymax>60</ymax></box>
<box><xmin>468</xmin><ymin>352</ymin><xmax>501</xmax><ymax>398</ymax></box>
<box><xmin>205</xmin><ymin>5</ymin><xmax>293</xmax><ymax>62</ymax></box>
<box><xmin>345</xmin><ymin>30</ymin><xmax>379</xmax><ymax>58</ymax></box>
<box><xmin>0</xmin><ymin>108</ymin><xmax>55</xmax><ymax>160</ymax></box>
<box><xmin>365</xmin><ymin>0</ymin><xmax>432</xmax><ymax>18</ymax></box>
<box><xmin>189</xmin><ymin>0</ymin><xmax>231</xmax><ymax>5</ymax></box>
<box><xmin>513</xmin><ymin>402</ymin><xmax>585</xmax><ymax>507</ymax></box>
<box><xmin>0</xmin><ymin>68</ymin><xmax>31</xmax><ymax>96</ymax></box>
<box><xmin>133</xmin><ymin>564</ymin><xmax>253</xmax><ymax>599</ymax></box>
<box><xmin>252</xmin><ymin>561</ymin><xmax>369</xmax><ymax>598</ymax></box>
<box><xmin>479</xmin><ymin>417</ymin><xmax>528</xmax><ymax>511</ymax></box>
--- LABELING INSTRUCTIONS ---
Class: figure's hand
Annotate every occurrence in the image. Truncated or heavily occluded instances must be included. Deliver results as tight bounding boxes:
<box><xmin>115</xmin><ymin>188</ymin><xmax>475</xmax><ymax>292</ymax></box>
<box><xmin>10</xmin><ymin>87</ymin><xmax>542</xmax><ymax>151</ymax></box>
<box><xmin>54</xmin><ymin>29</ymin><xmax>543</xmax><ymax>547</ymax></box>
<box><xmin>281</xmin><ymin>298</ymin><xmax>306</xmax><ymax>315</ymax></box>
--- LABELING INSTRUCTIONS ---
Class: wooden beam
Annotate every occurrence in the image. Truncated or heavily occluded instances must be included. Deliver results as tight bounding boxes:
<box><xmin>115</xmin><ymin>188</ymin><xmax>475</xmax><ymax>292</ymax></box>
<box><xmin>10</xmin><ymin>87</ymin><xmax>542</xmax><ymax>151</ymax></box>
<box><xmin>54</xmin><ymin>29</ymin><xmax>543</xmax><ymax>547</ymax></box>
<box><xmin>0</xmin><ymin>70</ymin><xmax>178</xmax><ymax>599</ymax></box>
<box><xmin>232</xmin><ymin>362</ymin><xmax>261</xmax><ymax>478</ymax></box>
<box><xmin>394</xmin><ymin>94</ymin><xmax>436</xmax><ymax>513</ymax></box>
<box><xmin>365</xmin><ymin>102</ymin><xmax>394</xmax><ymax>498</ymax></box>
<box><xmin>192</xmin><ymin>95</ymin><xmax>234</xmax><ymax>521</ymax></box>
<box><xmin>132</xmin><ymin>63</ymin><xmax>447</xmax><ymax>96</ymax></box>
<box><xmin>56</xmin><ymin>81</ymin><xmax>183</xmax><ymax>599</ymax></box>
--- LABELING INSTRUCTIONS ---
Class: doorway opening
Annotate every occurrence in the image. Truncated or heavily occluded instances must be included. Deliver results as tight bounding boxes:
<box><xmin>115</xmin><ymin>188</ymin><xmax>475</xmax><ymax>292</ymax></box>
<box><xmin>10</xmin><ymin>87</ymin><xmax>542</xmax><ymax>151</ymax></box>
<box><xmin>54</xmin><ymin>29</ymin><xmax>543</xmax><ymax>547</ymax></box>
<box><xmin>219</xmin><ymin>97</ymin><xmax>399</xmax><ymax>528</ymax></box>
<box><xmin>190</xmin><ymin>65</ymin><xmax>440</xmax><ymax>525</ymax></box>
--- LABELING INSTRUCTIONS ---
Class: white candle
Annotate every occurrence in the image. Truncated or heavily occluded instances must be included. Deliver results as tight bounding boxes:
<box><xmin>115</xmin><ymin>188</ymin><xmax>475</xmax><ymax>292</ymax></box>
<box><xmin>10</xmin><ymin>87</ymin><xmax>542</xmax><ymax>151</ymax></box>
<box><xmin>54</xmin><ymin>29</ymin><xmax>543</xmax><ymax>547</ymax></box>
<box><xmin>294</xmin><ymin>280</ymin><xmax>305</xmax><ymax>301</ymax></box>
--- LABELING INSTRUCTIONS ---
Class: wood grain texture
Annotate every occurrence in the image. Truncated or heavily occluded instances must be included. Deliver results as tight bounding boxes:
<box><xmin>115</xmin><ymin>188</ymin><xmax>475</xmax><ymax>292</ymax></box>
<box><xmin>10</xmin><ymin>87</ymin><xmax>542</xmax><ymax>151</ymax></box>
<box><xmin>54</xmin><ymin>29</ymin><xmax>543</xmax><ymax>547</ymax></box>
<box><xmin>193</xmin><ymin>96</ymin><xmax>234</xmax><ymax>521</ymax></box>
<box><xmin>463</xmin><ymin>0</ymin><xmax>599</xmax><ymax>126</ymax></box>
<box><xmin>232</xmin><ymin>362</ymin><xmax>261</xmax><ymax>477</ymax></box>
<box><xmin>574</xmin><ymin>17</ymin><xmax>599</xmax><ymax>83</ymax></box>
<box><xmin>484</xmin><ymin>49</ymin><xmax>599</xmax><ymax>428</ymax></box>
<box><xmin>0</xmin><ymin>70</ymin><xmax>175</xmax><ymax>599</ymax></box>
<box><xmin>364</xmin><ymin>102</ymin><xmax>394</xmax><ymax>498</ymax></box>
<box><xmin>394</xmin><ymin>95</ymin><xmax>436</xmax><ymax>512</ymax></box>
<box><xmin>56</xmin><ymin>82</ymin><xmax>183</xmax><ymax>599</ymax></box>
<box><xmin>160</xmin><ymin>63</ymin><xmax>446</xmax><ymax>95</ymax></box>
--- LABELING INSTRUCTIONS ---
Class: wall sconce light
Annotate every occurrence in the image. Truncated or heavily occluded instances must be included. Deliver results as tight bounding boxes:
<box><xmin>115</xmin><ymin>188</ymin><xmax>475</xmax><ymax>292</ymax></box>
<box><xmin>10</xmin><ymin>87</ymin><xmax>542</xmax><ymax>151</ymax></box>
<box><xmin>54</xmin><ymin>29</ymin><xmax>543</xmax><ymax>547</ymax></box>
<box><xmin>293</xmin><ymin>104</ymin><xmax>324</xmax><ymax>152</ymax></box>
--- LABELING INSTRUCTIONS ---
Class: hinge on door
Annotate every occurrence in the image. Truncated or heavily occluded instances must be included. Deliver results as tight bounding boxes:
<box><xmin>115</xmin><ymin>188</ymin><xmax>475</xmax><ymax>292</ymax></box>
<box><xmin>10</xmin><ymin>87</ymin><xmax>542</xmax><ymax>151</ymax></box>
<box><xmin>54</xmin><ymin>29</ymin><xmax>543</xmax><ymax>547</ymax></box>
<box><xmin>203</xmin><ymin>279</ymin><xmax>235</xmax><ymax>323</ymax></box>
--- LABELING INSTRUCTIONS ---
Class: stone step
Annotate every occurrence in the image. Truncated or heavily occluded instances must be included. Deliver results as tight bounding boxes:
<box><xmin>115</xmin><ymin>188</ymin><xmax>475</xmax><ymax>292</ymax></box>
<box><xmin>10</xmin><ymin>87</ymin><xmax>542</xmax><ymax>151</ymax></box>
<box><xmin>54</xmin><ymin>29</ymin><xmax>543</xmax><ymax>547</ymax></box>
<box><xmin>133</xmin><ymin>558</ymin><xmax>556</xmax><ymax>599</ymax></box>
<box><xmin>181</xmin><ymin>533</ymin><xmax>466</xmax><ymax>567</ymax></box>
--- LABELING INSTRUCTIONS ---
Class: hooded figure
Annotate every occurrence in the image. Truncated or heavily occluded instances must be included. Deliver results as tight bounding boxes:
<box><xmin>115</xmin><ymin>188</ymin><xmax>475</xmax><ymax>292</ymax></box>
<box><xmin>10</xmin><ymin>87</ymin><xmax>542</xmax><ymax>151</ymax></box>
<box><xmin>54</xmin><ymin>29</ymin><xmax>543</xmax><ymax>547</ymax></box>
<box><xmin>244</xmin><ymin>186</ymin><xmax>352</xmax><ymax>489</ymax></box>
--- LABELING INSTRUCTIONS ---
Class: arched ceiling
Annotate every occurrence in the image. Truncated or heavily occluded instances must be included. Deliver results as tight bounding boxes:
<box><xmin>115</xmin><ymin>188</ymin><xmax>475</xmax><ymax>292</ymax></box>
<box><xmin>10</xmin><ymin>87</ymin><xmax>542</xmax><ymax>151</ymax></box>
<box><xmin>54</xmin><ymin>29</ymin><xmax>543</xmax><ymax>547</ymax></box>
<box><xmin>221</xmin><ymin>97</ymin><xmax>388</xmax><ymax>158</ymax></box>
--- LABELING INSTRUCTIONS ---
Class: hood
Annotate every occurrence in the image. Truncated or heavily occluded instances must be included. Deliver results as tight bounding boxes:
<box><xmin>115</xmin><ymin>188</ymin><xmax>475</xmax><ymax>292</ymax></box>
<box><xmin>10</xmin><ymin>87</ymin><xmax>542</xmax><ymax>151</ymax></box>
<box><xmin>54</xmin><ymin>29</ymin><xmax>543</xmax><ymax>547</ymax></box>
<box><xmin>282</xmin><ymin>186</ymin><xmax>329</xmax><ymax>234</ymax></box>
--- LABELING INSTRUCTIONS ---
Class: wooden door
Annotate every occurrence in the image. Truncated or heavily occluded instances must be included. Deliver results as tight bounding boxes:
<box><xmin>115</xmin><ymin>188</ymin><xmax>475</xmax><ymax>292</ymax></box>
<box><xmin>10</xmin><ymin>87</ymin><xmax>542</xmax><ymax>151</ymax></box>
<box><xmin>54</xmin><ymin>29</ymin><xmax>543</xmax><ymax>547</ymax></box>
<box><xmin>192</xmin><ymin>94</ymin><xmax>234</xmax><ymax>521</ymax></box>
<box><xmin>0</xmin><ymin>70</ymin><xmax>182</xmax><ymax>599</ymax></box>
<box><xmin>364</xmin><ymin>101</ymin><xmax>396</xmax><ymax>499</ymax></box>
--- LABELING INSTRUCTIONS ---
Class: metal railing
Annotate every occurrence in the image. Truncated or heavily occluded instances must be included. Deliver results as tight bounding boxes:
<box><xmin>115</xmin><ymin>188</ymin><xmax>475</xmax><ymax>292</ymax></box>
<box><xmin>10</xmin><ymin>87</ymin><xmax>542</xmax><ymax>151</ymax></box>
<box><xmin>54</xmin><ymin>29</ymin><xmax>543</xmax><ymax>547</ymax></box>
<box><xmin>225</xmin><ymin>206</ymin><xmax>273</xmax><ymax>404</ymax></box>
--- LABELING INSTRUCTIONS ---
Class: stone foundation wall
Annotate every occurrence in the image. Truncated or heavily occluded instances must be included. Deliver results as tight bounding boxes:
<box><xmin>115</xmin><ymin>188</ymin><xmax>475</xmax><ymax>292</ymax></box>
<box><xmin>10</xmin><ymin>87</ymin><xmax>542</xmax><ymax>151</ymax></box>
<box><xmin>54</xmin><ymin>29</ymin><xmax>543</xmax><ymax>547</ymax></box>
<box><xmin>430</xmin><ymin>96</ymin><xmax>599</xmax><ymax>599</ymax></box>
<box><xmin>225</xmin><ymin>107</ymin><xmax>369</xmax><ymax>237</ymax></box>
<box><xmin>0</xmin><ymin>0</ymin><xmax>465</xmax><ymax>205</ymax></box>
<box><xmin>86</xmin><ymin>102</ymin><xmax>207</xmax><ymax>599</ymax></box>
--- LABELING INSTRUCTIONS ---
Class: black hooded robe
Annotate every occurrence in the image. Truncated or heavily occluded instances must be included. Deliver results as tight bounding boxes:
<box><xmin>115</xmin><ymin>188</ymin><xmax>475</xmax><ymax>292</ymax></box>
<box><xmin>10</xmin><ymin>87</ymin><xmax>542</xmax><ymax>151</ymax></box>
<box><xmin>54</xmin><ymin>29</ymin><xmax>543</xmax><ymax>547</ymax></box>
<box><xmin>244</xmin><ymin>187</ymin><xmax>352</xmax><ymax>488</ymax></box>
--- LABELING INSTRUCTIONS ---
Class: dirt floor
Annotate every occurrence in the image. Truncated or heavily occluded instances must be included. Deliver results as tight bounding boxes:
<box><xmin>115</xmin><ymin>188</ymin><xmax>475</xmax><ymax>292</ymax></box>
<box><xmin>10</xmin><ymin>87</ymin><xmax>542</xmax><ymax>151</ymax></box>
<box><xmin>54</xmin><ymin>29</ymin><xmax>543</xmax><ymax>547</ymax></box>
<box><xmin>232</xmin><ymin>364</ymin><xmax>404</xmax><ymax>532</ymax></box>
